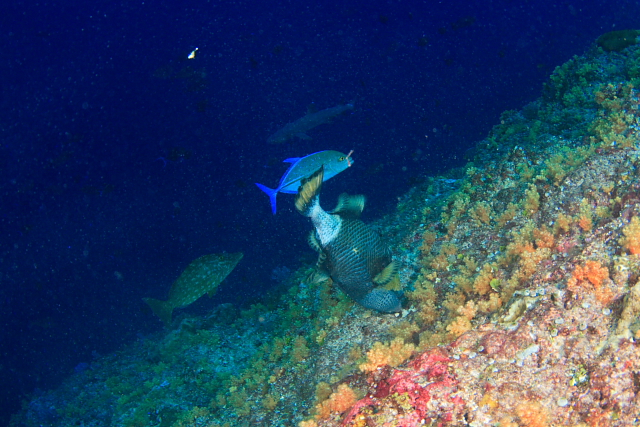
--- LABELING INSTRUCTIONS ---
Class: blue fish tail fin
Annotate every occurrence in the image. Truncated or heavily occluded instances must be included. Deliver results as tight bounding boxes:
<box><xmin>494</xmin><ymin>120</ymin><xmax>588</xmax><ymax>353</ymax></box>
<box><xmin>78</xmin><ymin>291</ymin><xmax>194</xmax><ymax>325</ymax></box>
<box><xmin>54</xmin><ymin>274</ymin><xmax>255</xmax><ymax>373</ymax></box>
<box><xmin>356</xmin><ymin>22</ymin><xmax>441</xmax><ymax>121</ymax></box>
<box><xmin>143</xmin><ymin>297</ymin><xmax>173</xmax><ymax>326</ymax></box>
<box><xmin>255</xmin><ymin>183</ymin><xmax>278</xmax><ymax>214</ymax></box>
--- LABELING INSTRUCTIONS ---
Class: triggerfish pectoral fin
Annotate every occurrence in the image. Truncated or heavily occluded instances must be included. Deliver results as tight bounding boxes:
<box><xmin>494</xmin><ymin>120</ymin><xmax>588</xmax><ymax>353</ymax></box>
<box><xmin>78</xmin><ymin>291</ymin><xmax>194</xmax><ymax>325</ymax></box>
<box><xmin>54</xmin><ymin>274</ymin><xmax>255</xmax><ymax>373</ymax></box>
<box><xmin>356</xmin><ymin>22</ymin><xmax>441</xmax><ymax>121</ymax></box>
<box><xmin>255</xmin><ymin>182</ymin><xmax>278</xmax><ymax>214</ymax></box>
<box><xmin>143</xmin><ymin>297</ymin><xmax>174</xmax><ymax>327</ymax></box>
<box><xmin>372</xmin><ymin>261</ymin><xmax>398</xmax><ymax>286</ymax></box>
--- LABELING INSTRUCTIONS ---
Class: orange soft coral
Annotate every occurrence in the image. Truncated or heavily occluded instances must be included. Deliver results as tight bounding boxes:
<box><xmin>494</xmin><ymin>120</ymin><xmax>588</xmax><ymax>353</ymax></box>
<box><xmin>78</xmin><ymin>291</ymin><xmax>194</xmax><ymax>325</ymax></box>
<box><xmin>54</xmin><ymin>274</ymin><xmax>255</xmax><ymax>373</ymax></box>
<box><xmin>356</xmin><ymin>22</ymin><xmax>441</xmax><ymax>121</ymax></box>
<box><xmin>515</xmin><ymin>401</ymin><xmax>548</xmax><ymax>427</ymax></box>
<box><xmin>470</xmin><ymin>201</ymin><xmax>493</xmax><ymax>225</ymax></box>
<box><xmin>567</xmin><ymin>260</ymin><xmax>612</xmax><ymax>304</ymax></box>
<box><xmin>477</xmin><ymin>292</ymin><xmax>503</xmax><ymax>313</ymax></box>
<box><xmin>569</xmin><ymin>260</ymin><xmax>609</xmax><ymax>288</ymax></box>
<box><xmin>446</xmin><ymin>315</ymin><xmax>472</xmax><ymax>338</ymax></box>
<box><xmin>533</xmin><ymin>226</ymin><xmax>555</xmax><ymax>249</ymax></box>
<box><xmin>619</xmin><ymin>216</ymin><xmax>640</xmax><ymax>255</ymax></box>
<box><xmin>315</xmin><ymin>384</ymin><xmax>357</xmax><ymax>419</ymax></box>
<box><xmin>446</xmin><ymin>300</ymin><xmax>477</xmax><ymax>338</ymax></box>
<box><xmin>473</xmin><ymin>263</ymin><xmax>497</xmax><ymax>295</ymax></box>
<box><xmin>359</xmin><ymin>338</ymin><xmax>415</xmax><ymax>372</ymax></box>
<box><xmin>577</xmin><ymin>214</ymin><xmax>593</xmax><ymax>232</ymax></box>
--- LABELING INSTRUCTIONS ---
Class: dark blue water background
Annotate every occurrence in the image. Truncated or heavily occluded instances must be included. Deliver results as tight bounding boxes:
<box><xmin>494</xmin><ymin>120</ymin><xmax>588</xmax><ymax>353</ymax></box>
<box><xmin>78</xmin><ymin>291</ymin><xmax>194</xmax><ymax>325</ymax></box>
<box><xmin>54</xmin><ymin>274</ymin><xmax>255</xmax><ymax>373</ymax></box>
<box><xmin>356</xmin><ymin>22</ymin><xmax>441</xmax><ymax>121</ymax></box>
<box><xmin>1</xmin><ymin>0</ymin><xmax>637</xmax><ymax>422</ymax></box>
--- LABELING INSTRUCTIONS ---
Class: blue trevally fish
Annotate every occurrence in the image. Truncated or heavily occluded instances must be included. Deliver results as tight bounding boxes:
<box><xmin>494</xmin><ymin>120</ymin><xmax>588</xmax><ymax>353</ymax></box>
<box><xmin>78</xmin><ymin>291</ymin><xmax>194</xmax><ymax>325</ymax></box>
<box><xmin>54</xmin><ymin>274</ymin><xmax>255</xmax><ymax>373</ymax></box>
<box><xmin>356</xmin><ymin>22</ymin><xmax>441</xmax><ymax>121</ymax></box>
<box><xmin>267</xmin><ymin>103</ymin><xmax>354</xmax><ymax>144</ymax></box>
<box><xmin>256</xmin><ymin>150</ymin><xmax>354</xmax><ymax>214</ymax></box>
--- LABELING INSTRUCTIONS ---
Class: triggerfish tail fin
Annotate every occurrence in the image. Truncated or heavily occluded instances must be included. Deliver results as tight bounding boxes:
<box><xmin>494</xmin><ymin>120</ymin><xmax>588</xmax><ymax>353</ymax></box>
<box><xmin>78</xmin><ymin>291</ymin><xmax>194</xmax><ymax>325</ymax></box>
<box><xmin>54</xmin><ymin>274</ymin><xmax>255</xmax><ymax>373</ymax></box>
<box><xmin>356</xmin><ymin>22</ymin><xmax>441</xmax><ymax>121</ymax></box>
<box><xmin>255</xmin><ymin>183</ymin><xmax>278</xmax><ymax>215</ymax></box>
<box><xmin>295</xmin><ymin>166</ymin><xmax>324</xmax><ymax>216</ymax></box>
<box><xmin>143</xmin><ymin>298</ymin><xmax>174</xmax><ymax>327</ymax></box>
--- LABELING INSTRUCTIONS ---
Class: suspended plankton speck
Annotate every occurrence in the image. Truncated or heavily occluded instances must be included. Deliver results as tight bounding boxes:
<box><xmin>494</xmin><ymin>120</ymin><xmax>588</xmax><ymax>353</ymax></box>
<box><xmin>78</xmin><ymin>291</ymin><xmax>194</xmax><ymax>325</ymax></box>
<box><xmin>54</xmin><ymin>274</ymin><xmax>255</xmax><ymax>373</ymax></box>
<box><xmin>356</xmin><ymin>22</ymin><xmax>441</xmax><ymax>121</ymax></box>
<box><xmin>187</xmin><ymin>47</ymin><xmax>199</xmax><ymax>59</ymax></box>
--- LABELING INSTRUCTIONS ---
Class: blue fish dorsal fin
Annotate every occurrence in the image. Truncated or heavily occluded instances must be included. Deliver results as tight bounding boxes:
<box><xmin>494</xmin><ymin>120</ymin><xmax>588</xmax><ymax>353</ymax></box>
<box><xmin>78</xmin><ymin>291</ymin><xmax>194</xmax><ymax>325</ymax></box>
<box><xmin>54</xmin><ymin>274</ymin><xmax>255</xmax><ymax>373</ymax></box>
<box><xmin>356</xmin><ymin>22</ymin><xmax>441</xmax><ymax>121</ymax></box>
<box><xmin>283</xmin><ymin>157</ymin><xmax>301</xmax><ymax>164</ymax></box>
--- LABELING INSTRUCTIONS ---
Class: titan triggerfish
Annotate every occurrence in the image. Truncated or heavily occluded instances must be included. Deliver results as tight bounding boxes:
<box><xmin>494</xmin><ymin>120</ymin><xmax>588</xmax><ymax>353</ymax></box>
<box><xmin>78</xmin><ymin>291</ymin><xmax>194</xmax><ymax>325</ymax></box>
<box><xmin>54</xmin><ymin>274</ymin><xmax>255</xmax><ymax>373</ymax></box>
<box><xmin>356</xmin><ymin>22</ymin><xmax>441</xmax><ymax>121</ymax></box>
<box><xmin>295</xmin><ymin>166</ymin><xmax>402</xmax><ymax>313</ymax></box>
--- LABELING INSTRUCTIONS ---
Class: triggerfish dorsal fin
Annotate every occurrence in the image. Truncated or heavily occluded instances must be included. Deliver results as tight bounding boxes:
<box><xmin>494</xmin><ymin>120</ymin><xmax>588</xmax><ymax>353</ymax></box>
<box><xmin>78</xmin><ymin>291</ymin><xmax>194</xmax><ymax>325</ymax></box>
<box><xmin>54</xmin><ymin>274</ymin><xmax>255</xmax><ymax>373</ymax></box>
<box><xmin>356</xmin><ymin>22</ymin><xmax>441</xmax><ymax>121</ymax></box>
<box><xmin>255</xmin><ymin>183</ymin><xmax>278</xmax><ymax>215</ymax></box>
<box><xmin>331</xmin><ymin>193</ymin><xmax>365</xmax><ymax>219</ymax></box>
<box><xmin>295</xmin><ymin>166</ymin><xmax>324</xmax><ymax>216</ymax></box>
<box><xmin>143</xmin><ymin>298</ymin><xmax>174</xmax><ymax>327</ymax></box>
<box><xmin>373</xmin><ymin>260</ymin><xmax>398</xmax><ymax>286</ymax></box>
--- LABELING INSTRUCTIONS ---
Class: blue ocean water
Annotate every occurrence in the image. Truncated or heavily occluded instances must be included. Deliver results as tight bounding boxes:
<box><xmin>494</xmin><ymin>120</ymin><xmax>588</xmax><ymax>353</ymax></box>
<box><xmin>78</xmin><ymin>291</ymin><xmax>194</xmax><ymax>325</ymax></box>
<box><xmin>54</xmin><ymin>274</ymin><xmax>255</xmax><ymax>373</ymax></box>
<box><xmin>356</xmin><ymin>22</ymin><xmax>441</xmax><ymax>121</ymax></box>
<box><xmin>0</xmin><ymin>0</ymin><xmax>637</xmax><ymax>422</ymax></box>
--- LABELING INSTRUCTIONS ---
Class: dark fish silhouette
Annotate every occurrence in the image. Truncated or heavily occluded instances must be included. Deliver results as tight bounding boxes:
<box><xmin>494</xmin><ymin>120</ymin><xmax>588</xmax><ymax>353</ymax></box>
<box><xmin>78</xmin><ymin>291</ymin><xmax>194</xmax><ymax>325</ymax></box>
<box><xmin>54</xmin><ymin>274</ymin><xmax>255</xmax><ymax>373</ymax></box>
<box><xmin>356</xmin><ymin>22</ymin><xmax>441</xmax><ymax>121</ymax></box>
<box><xmin>267</xmin><ymin>104</ymin><xmax>354</xmax><ymax>144</ymax></box>
<box><xmin>295</xmin><ymin>167</ymin><xmax>401</xmax><ymax>312</ymax></box>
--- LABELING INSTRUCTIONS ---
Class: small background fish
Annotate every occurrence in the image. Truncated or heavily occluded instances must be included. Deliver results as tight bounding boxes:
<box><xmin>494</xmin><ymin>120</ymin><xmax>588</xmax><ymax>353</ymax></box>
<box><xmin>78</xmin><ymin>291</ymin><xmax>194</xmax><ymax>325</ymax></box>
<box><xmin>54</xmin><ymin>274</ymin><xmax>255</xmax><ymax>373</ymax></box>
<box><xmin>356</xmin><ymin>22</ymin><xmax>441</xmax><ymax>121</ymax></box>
<box><xmin>255</xmin><ymin>150</ymin><xmax>353</xmax><ymax>214</ymax></box>
<box><xmin>144</xmin><ymin>252</ymin><xmax>243</xmax><ymax>325</ymax></box>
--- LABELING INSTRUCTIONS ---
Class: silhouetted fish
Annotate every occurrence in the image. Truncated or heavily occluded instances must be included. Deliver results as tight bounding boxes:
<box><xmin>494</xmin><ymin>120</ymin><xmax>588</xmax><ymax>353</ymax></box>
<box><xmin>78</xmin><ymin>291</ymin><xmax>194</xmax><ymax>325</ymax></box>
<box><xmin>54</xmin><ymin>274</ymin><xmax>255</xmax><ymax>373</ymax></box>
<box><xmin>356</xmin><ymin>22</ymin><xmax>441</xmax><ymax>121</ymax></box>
<box><xmin>143</xmin><ymin>253</ymin><xmax>243</xmax><ymax>325</ymax></box>
<box><xmin>256</xmin><ymin>150</ymin><xmax>354</xmax><ymax>214</ymax></box>
<box><xmin>267</xmin><ymin>103</ymin><xmax>354</xmax><ymax>144</ymax></box>
<box><xmin>295</xmin><ymin>167</ymin><xmax>401</xmax><ymax>312</ymax></box>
